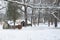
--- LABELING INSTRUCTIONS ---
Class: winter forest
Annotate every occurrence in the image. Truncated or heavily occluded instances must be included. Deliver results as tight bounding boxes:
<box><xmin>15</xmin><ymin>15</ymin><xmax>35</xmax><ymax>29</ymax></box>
<box><xmin>0</xmin><ymin>0</ymin><xmax>60</xmax><ymax>40</ymax></box>
<box><xmin>0</xmin><ymin>0</ymin><xmax>60</xmax><ymax>29</ymax></box>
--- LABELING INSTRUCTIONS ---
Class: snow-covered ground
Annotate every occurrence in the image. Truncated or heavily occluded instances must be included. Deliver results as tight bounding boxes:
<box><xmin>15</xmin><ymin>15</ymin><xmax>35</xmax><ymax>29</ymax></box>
<box><xmin>0</xmin><ymin>23</ymin><xmax>60</xmax><ymax>40</ymax></box>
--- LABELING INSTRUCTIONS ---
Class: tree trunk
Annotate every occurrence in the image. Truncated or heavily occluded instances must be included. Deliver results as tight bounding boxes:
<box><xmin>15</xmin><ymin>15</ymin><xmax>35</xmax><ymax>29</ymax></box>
<box><xmin>13</xmin><ymin>20</ymin><xmax>16</xmax><ymax>29</ymax></box>
<box><xmin>54</xmin><ymin>18</ymin><xmax>57</xmax><ymax>27</ymax></box>
<box><xmin>25</xmin><ymin>6</ymin><xmax>27</xmax><ymax>26</ymax></box>
<box><xmin>31</xmin><ymin>16</ymin><xmax>32</xmax><ymax>26</ymax></box>
<box><xmin>54</xmin><ymin>12</ymin><xmax>58</xmax><ymax>27</ymax></box>
<box><xmin>31</xmin><ymin>8</ymin><xmax>34</xmax><ymax>26</ymax></box>
<box><xmin>24</xmin><ymin>0</ymin><xmax>27</xmax><ymax>26</ymax></box>
<box><xmin>48</xmin><ymin>20</ymin><xmax>50</xmax><ymax>26</ymax></box>
<box><xmin>38</xmin><ymin>12</ymin><xmax>40</xmax><ymax>25</ymax></box>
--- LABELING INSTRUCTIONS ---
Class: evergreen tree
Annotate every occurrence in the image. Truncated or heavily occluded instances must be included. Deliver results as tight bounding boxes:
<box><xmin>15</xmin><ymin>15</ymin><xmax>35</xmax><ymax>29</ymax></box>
<box><xmin>6</xmin><ymin>2</ymin><xmax>21</xmax><ymax>28</ymax></box>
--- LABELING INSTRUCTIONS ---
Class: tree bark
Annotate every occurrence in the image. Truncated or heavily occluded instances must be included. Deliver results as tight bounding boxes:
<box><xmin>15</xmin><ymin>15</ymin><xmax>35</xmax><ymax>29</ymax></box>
<box><xmin>54</xmin><ymin>12</ymin><xmax>58</xmax><ymax>27</ymax></box>
<box><xmin>38</xmin><ymin>11</ymin><xmax>40</xmax><ymax>25</ymax></box>
<box><xmin>13</xmin><ymin>20</ymin><xmax>16</xmax><ymax>29</ymax></box>
<box><xmin>25</xmin><ymin>6</ymin><xmax>27</xmax><ymax>26</ymax></box>
<box><xmin>24</xmin><ymin>0</ymin><xmax>27</xmax><ymax>26</ymax></box>
<box><xmin>48</xmin><ymin>20</ymin><xmax>50</xmax><ymax>26</ymax></box>
<box><xmin>54</xmin><ymin>18</ymin><xmax>57</xmax><ymax>27</ymax></box>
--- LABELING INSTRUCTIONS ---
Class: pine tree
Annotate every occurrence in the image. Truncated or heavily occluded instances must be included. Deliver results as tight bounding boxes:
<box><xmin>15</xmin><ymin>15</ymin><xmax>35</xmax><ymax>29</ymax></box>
<box><xmin>6</xmin><ymin>2</ymin><xmax>21</xmax><ymax>28</ymax></box>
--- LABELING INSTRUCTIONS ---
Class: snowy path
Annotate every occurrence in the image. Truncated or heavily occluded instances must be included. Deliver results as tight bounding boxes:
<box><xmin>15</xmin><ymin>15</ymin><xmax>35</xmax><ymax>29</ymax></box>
<box><xmin>0</xmin><ymin>23</ymin><xmax>60</xmax><ymax>40</ymax></box>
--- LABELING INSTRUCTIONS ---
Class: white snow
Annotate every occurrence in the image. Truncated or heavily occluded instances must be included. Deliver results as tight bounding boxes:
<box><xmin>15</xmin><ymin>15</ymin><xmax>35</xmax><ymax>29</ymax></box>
<box><xmin>0</xmin><ymin>1</ymin><xmax>60</xmax><ymax>40</ymax></box>
<box><xmin>0</xmin><ymin>23</ymin><xmax>60</xmax><ymax>40</ymax></box>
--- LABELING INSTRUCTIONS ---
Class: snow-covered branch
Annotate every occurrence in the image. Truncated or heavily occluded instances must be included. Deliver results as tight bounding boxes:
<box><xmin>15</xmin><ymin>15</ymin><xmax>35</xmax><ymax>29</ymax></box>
<box><xmin>19</xmin><ymin>7</ymin><xmax>24</xmax><ymax>12</ymax></box>
<box><xmin>51</xmin><ymin>11</ymin><xmax>60</xmax><ymax>21</ymax></box>
<box><xmin>4</xmin><ymin>0</ymin><xmax>60</xmax><ymax>9</ymax></box>
<box><xmin>4</xmin><ymin>0</ymin><xmax>33</xmax><ymax>8</ymax></box>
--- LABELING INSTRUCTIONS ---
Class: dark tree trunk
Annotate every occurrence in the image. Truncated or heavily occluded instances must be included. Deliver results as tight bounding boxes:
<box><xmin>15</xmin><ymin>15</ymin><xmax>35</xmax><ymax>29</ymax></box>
<box><xmin>31</xmin><ymin>8</ymin><xmax>34</xmax><ymax>26</ymax></box>
<box><xmin>48</xmin><ymin>20</ymin><xmax>50</xmax><ymax>26</ymax></box>
<box><xmin>54</xmin><ymin>12</ymin><xmax>58</xmax><ymax>27</ymax></box>
<box><xmin>25</xmin><ymin>6</ymin><xmax>27</xmax><ymax>26</ymax></box>
<box><xmin>54</xmin><ymin>18</ymin><xmax>57</xmax><ymax>27</ymax></box>
<box><xmin>31</xmin><ymin>16</ymin><xmax>32</xmax><ymax>26</ymax></box>
<box><xmin>13</xmin><ymin>20</ymin><xmax>16</xmax><ymax>29</ymax></box>
<box><xmin>24</xmin><ymin>0</ymin><xmax>27</xmax><ymax>26</ymax></box>
<box><xmin>38</xmin><ymin>12</ymin><xmax>40</xmax><ymax>25</ymax></box>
